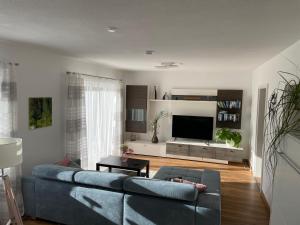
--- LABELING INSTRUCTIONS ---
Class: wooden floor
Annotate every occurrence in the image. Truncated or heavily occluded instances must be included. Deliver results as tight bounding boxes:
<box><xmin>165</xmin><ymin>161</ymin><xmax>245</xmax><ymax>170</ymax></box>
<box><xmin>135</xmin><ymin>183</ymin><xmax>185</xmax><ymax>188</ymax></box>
<box><xmin>24</xmin><ymin>155</ymin><xmax>270</xmax><ymax>225</ymax></box>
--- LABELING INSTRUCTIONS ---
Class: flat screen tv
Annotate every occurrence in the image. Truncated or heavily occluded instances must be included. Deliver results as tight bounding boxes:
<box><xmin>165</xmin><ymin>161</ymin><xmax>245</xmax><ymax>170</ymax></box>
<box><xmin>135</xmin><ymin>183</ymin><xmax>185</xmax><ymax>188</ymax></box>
<box><xmin>172</xmin><ymin>115</ymin><xmax>213</xmax><ymax>140</ymax></box>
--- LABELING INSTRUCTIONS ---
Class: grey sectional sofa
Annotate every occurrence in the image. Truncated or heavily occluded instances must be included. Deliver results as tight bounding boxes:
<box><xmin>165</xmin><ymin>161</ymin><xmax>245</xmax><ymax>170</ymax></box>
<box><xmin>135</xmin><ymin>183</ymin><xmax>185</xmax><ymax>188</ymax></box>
<box><xmin>22</xmin><ymin>165</ymin><xmax>221</xmax><ymax>225</ymax></box>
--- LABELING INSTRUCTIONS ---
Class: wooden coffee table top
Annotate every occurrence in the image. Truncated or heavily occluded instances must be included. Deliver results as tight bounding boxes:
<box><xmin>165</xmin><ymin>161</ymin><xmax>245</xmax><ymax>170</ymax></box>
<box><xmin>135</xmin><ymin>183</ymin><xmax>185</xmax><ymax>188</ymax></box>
<box><xmin>97</xmin><ymin>155</ymin><xmax>149</xmax><ymax>171</ymax></box>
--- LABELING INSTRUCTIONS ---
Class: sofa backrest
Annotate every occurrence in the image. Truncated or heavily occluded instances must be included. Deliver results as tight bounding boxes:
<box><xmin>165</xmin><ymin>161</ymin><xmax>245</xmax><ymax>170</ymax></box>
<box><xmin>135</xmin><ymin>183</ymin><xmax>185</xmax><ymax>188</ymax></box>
<box><xmin>123</xmin><ymin>176</ymin><xmax>198</xmax><ymax>202</ymax></box>
<box><xmin>74</xmin><ymin>170</ymin><xmax>128</xmax><ymax>191</ymax></box>
<box><xmin>32</xmin><ymin>164</ymin><xmax>81</xmax><ymax>182</ymax></box>
<box><xmin>32</xmin><ymin>164</ymin><xmax>128</xmax><ymax>191</ymax></box>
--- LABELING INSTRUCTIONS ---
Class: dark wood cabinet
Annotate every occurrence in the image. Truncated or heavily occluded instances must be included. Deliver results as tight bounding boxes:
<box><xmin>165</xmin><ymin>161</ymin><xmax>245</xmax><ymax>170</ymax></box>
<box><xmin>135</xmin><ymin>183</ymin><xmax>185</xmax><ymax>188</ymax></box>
<box><xmin>216</xmin><ymin>90</ymin><xmax>243</xmax><ymax>129</ymax></box>
<box><xmin>126</xmin><ymin>85</ymin><xmax>148</xmax><ymax>133</ymax></box>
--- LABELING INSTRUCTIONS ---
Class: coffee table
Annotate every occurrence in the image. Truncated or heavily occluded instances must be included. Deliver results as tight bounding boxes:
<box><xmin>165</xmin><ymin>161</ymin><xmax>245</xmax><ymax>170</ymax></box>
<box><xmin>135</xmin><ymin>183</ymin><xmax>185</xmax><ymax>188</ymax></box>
<box><xmin>96</xmin><ymin>155</ymin><xmax>150</xmax><ymax>178</ymax></box>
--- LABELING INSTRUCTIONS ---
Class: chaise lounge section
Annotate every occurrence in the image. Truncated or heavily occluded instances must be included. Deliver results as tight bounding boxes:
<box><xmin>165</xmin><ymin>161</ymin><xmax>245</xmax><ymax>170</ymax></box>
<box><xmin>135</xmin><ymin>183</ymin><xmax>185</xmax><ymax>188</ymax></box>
<box><xmin>22</xmin><ymin>165</ymin><xmax>221</xmax><ymax>225</ymax></box>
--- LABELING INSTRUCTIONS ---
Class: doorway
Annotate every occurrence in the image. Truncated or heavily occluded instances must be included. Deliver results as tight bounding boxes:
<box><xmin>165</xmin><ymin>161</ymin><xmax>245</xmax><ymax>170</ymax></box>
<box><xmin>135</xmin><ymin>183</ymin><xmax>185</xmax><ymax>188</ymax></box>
<box><xmin>254</xmin><ymin>87</ymin><xmax>267</xmax><ymax>190</ymax></box>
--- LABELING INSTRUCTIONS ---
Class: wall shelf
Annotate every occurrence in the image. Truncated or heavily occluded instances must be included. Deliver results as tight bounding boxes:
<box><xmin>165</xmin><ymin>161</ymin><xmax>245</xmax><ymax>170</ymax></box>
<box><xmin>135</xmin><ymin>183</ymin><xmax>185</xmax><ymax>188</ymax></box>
<box><xmin>216</xmin><ymin>90</ymin><xmax>243</xmax><ymax>129</ymax></box>
<box><xmin>149</xmin><ymin>99</ymin><xmax>217</xmax><ymax>103</ymax></box>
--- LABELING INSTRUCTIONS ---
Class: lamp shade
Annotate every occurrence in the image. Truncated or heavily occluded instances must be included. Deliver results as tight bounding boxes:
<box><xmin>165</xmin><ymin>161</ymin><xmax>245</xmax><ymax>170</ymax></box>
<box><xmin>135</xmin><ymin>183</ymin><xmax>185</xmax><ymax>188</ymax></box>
<box><xmin>0</xmin><ymin>138</ymin><xmax>23</xmax><ymax>169</ymax></box>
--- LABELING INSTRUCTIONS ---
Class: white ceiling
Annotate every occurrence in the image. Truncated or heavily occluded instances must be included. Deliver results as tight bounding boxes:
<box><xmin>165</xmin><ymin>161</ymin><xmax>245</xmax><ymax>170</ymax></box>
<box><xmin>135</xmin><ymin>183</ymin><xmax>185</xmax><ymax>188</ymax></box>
<box><xmin>0</xmin><ymin>0</ymin><xmax>300</xmax><ymax>71</ymax></box>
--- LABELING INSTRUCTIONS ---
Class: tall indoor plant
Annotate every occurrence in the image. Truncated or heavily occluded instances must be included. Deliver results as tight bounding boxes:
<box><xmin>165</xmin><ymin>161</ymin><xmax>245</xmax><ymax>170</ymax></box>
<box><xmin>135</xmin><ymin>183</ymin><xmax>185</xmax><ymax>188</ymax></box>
<box><xmin>265</xmin><ymin>71</ymin><xmax>300</xmax><ymax>176</ymax></box>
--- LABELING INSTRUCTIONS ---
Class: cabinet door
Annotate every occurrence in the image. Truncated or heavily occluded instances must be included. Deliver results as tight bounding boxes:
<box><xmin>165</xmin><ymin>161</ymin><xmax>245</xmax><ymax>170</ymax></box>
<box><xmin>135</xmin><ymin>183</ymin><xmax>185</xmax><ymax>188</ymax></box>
<box><xmin>126</xmin><ymin>85</ymin><xmax>148</xmax><ymax>133</ymax></box>
<box><xmin>215</xmin><ymin>148</ymin><xmax>243</xmax><ymax>162</ymax></box>
<box><xmin>201</xmin><ymin>147</ymin><xmax>216</xmax><ymax>159</ymax></box>
<box><xmin>215</xmin><ymin>148</ymin><xmax>227</xmax><ymax>160</ymax></box>
<box><xmin>190</xmin><ymin>146</ymin><xmax>216</xmax><ymax>159</ymax></box>
<box><xmin>189</xmin><ymin>146</ymin><xmax>203</xmax><ymax>157</ymax></box>
<box><xmin>166</xmin><ymin>143</ymin><xmax>189</xmax><ymax>156</ymax></box>
<box><xmin>127</xmin><ymin>142</ymin><xmax>166</xmax><ymax>157</ymax></box>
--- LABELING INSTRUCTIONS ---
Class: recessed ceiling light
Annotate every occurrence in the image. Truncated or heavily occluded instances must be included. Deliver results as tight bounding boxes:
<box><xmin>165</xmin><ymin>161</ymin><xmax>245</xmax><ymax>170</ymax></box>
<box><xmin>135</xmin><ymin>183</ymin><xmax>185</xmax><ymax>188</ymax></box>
<box><xmin>107</xmin><ymin>26</ymin><xmax>118</xmax><ymax>33</ymax></box>
<box><xmin>145</xmin><ymin>50</ymin><xmax>155</xmax><ymax>55</ymax></box>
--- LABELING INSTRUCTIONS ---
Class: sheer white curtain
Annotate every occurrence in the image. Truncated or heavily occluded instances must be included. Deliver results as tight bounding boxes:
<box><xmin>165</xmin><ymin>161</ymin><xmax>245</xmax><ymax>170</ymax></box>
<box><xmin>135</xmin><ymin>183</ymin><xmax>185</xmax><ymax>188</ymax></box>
<box><xmin>0</xmin><ymin>62</ymin><xmax>23</xmax><ymax>224</ymax></box>
<box><xmin>84</xmin><ymin>76</ymin><xmax>122</xmax><ymax>170</ymax></box>
<box><xmin>66</xmin><ymin>73</ymin><xmax>123</xmax><ymax>170</ymax></box>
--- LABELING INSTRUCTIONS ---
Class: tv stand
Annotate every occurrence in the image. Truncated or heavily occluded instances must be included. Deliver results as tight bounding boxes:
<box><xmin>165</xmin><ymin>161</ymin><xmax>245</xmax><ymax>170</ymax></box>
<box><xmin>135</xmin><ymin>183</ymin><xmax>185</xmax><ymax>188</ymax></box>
<box><xmin>166</xmin><ymin>139</ymin><xmax>244</xmax><ymax>163</ymax></box>
<box><xmin>125</xmin><ymin>139</ymin><xmax>244</xmax><ymax>164</ymax></box>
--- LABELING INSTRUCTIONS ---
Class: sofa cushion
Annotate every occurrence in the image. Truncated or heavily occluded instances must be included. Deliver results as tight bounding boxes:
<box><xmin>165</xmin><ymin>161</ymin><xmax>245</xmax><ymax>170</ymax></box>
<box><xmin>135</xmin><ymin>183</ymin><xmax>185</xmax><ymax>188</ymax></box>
<box><xmin>123</xmin><ymin>177</ymin><xmax>198</xmax><ymax>202</ymax></box>
<box><xmin>32</xmin><ymin>164</ymin><xmax>81</xmax><ymax>182</ymax></box>
<box><xmin>153</xmin><ymin>166</ymin><xmax>203</xmax><ymax>183</ymax></box>
<box><xmin>74</xmin><ymin>171</ymin><xmax>128</xmax><ymax>191</ymax></box>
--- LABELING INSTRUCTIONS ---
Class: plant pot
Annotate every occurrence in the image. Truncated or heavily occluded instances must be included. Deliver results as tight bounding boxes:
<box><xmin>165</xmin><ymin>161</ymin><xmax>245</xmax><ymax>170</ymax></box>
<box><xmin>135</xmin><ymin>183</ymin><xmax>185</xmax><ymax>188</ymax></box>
<box><xmin>121</xmin><ymin>153</ymin><xmax>129</xmax><ymax>162</ymax></box>
<box><xmin>225</xmin><ymin>140</ymin><xmax>232</xmax><ymax>147</ymax></box>
<box><xmin>151</xmin><ymin>123</ymin><xmax>159</xmax><ymax>143</ymax></box>
<box><xmin>152</xmin><ymin>134</ymin><xmax>158</xmax><ymax>143</ymax></box>
<box><xmin>226</xmin><ymin>140</ymin><xmax>239</xmax><ymax>148</ymax></box>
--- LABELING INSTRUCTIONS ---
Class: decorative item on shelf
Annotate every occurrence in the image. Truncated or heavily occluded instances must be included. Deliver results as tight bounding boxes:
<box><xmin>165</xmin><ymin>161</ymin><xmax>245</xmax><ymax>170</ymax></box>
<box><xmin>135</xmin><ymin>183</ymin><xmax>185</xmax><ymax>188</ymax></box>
<box><xmin>264</xmin><ymin>71</ymin><xmax>300</xmax><ymax>177</ymax></box>
<box><xmin>0</xmin><ymin>138</ymin><xmax>24</xmax><ymax>225</ymax></box>
<box><xmin>130</xmin><ymin>133</ymin><xmax>137</xmax><ymax>141</ymax></box>
<box><xmin>162</xmin><ymin>92</ymin><xmax>167</xmax><ymax>100</ymax></box>
<box><xmin>150</xmin><ymin>110</ymin><xmax>169</xmax><ymax>143</ymax></box>
<box><xmin>217</xmin><ymin>111</ymin><xmax>240</xmax><ymax>123</ymax></box>
<box><xmin>215</xmin><ymin>128</ymin><xmax>242</xmax><ymax>148</ymax></box>
<box><xmin>120</xmin><ymin>144</ymin><xmax>134</xmax><ymax>162</ymax></box>
<box><xmin>154</xmin><ymin>86</ymin><xmax>157</xmax><ymax>99</ymax></box>
<box><xmin>217</xmin><ymin>100</ymin><xmax>241</xmax><ymax>109</ymax></box>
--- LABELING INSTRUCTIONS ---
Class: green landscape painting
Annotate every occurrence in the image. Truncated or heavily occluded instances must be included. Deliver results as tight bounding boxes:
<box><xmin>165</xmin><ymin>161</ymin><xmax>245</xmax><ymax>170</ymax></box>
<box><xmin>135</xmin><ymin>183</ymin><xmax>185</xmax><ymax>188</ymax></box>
<box><xmin>29</xmin><ymin>97</ymin><xmax>52</xmax><ymax>129</ymax></box>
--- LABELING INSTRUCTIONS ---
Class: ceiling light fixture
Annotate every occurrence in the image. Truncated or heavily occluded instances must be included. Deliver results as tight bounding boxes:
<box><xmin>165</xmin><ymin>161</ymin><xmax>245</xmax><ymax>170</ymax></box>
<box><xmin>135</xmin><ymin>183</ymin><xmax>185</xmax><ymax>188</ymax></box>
<box><xmin>107</xmin><ymin>26</ymin><xmax>118</xmax><ymax>33</ymax></box>
<box><xmin>145</xmin><ymin>50</ymin><xmax>155</xmax><ymax>55</ymax></box>
<box><xmin>155</xmin><ymin>62</ymin><xmax>182</xmax><ymax>69</ymax></box>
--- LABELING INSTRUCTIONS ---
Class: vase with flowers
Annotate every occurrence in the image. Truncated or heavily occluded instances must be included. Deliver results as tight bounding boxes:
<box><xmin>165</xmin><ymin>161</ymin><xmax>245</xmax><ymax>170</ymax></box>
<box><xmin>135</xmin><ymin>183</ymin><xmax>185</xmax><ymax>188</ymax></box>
<box><xmin>150</xmin><ymin>111</ymin><xmax>169</xmax><ymax>143</ymax></box>
<box><xmin>120</xmin><ymin>144</ymin><xmax>134</xmax><ymax>162</ymax></box>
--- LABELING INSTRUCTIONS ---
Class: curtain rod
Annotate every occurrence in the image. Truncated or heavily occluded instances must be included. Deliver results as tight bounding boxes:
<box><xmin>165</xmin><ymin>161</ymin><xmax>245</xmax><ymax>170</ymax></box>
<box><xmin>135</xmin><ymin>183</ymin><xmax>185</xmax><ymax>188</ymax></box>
<box><xmin>0</xmin><ymin>61</ymin><xmax>19</xmax><ymax>66</ymax></box>
<box><xmin>66</xmin><ymin>71</ymin><xmax>122</xmax><ymax>82</ymax></box>
<box><xmin>9</xmin><ymin>62</ymin><xmax>19</xmax><ymax>66</ymax></box>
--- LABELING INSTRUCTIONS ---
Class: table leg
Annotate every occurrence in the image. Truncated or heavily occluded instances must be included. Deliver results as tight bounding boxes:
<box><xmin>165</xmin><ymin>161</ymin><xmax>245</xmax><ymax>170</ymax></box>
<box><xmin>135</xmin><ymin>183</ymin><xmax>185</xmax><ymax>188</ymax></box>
<box><xmin>137</xmin><ymin>170</ymin><xmax>141</xmax><ymax>176</ymax></box>
<box><xmin>96</xmin><ymin>164</ymin><xmax>100</xmax><ymax>171</ymax></box>
<box><xmin>108</xmin><ymin>167</ymin><xmax>112</xmax><ymax>173</ymax></box>
<box><xmin>146</xmin><ymin>163</ymin><xmax>150</xmax><ymax>178</ymax></box>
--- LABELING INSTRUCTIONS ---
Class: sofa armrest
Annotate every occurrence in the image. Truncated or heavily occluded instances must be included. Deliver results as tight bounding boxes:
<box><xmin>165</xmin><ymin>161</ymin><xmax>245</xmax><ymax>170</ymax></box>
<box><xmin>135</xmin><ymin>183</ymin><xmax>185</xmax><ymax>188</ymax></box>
<box><xmin>22</xmin><ymin>176</ymin><xmax>36</xmax><ymax>217</ymax></box>
<box><xmin>197</xmin><ymin>170</ymin><xmax>221</xmax><ymax>209</ymax></box>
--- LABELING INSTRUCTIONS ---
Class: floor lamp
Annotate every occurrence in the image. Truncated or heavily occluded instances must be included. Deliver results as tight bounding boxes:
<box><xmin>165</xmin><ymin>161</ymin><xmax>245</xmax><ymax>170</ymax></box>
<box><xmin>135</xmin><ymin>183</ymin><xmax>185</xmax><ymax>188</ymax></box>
<box><xmin>0</xmin><ymin>138</ymin><xmax>23</xmax><ymax>225</ymax></box>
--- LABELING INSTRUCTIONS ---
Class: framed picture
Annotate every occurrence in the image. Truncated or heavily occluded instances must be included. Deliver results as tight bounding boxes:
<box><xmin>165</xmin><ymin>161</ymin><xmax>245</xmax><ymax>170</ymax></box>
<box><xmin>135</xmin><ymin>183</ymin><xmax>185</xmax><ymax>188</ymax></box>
<box><xmin>29</xmin><ymin>97</ymin><xmax>52</xmax><ymax>130</ymax></box>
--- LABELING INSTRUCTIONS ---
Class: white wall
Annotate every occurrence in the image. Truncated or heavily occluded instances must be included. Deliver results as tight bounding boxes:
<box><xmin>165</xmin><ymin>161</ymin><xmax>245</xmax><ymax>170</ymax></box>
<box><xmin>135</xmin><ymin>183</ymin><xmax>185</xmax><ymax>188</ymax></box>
<box><xmin>124</xmin><ymin>70</ymin><xmax>252</xmax><ymax>157</ymax></box>
<box><xmin>270</xmin><ymin>135</ymin><xmax>300</xmax><ymax>225</ymax></box>
<box><xmin>0</xmin><ymin>40</ymin><xmax>122</xmax><ymax>175</ymax></box>
<box><xmin>251</xmin><ymin>40</ymin><xmax>300</xmax><ymax>221</ymax></box>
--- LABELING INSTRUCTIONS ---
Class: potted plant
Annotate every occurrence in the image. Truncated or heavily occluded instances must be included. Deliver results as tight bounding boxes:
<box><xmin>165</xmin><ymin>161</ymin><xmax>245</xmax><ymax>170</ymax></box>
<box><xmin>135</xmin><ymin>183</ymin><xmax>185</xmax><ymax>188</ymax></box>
<box><xmin>120</xmin><ymin>144</ymin><xmax>134</xmax><ymax>162</ymax></box>
<box><xmin>150</xmin><ymin>111</ymin><xmax>168</xmax><ymax>143</ymax></box>
<box><xmin>216</xmin><ymin>128</ymin><xmax>242</xmax><ymax>148</ymax></box>
<box><xmin>265</xmin><ymin>71</ymin><xmax>300</xmax><ymax>177</ymax></box>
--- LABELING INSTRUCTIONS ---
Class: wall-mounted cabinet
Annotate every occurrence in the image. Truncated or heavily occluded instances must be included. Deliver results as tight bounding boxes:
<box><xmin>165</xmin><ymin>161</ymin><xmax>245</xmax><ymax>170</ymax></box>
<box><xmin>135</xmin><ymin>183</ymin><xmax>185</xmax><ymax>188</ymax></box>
<box><xmin>125</xmin><ymin>85</ymin><xmax>148</xmax><ymax>133</ymax></box>
<box><xmin>216</xmin><ymin>90</ymin><xmax>243</xmax><ymax>129</ymax></box>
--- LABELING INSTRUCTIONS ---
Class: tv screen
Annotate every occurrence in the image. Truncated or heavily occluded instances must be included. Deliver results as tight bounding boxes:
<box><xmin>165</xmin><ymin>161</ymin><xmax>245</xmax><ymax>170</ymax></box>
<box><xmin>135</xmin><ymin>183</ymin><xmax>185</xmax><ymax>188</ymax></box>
<box><xmin>172</xmin><ymin>115</ymin><xmax>213</xmax><ymax>140</ymax></box>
